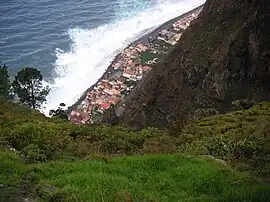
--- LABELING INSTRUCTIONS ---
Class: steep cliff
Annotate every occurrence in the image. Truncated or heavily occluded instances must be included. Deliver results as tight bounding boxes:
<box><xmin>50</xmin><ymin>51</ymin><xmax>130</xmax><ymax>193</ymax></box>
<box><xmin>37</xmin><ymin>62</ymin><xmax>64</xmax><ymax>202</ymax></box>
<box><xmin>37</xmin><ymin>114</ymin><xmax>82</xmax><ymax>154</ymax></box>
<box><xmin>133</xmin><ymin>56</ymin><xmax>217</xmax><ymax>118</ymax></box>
<box><xmin>120</xmin><ymin>0</ymin><xmax>270</xmax><ymax>128</ymax></box>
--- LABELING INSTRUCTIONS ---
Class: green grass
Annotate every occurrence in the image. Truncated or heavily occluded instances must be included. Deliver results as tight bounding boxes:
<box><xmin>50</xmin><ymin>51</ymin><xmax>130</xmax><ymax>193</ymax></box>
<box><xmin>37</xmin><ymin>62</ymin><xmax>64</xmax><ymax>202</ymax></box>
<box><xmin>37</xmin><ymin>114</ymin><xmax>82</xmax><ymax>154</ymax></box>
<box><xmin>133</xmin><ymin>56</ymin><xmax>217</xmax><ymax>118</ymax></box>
<box><xmin>1</xmin><ymin>151</ymin><xmax>270</xmax><ymax>202</ymax></box>
<box><xmin>0</xmin><ymin>100</ymin><xmax>270</xmax><ymax>201</ymax></box>
<box><xmin>179</xmin><ymin>102</ymin><xmax>270</xmax><ymax>178</ymax></box>
<box><xmin>0</xmin><ymin>100</ymin><xmax>270</xmax><ymax>179</ymax></box>
<box><xmin>140</xmin><ymin>52</ymin><xmax>156</xmax><ymax>65</ymax></box>
<box><xmin>0</xmin><ymin>151</ymin><xmax>36</xmax><ymax>201</ymax></box>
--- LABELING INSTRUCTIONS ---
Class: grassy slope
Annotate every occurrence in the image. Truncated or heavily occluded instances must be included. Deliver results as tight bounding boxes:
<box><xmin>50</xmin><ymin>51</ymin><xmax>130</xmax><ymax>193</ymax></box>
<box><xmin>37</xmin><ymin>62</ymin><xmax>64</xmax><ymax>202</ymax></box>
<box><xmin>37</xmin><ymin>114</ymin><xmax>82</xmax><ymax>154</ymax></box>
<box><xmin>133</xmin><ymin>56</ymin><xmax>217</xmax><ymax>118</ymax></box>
<box><xmin>1</xmin><ymin>151</ymin><xmax>270</xmax><ymax>202</ymax></box>
<box><xmin>180</xmin><ymin>102</ymin><xmax>270</xmax><ymax>178</ymax></box>
<box><xmin>0</xmin><ymin>100</ymin><xmax>270</xmax><ymax>201</ymax></box>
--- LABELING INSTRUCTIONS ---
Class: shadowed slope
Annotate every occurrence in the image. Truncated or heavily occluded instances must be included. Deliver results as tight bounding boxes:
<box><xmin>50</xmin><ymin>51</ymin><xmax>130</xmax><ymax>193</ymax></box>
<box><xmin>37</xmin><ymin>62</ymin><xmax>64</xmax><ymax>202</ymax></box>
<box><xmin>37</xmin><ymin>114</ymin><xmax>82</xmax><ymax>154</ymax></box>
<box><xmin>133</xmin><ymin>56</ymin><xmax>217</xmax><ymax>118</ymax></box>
<box><xmin>120</xmin><ymin>0</ymin><xmax>270</xmax><ymax>128</ymax></box>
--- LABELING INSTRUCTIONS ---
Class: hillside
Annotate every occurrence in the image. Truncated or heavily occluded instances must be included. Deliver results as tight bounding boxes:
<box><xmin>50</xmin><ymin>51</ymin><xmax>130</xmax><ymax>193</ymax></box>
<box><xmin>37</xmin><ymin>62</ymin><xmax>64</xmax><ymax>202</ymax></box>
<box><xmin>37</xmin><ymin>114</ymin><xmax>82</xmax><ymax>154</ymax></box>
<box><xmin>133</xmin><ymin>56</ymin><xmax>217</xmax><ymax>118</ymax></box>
<box><xmin>1</xmin><ymin>151</ymin><xmax>270</xmax><ymax>202</ymax></box>
<box><xmin>119</xmin><ymin>0</ymin><xmax>270</xmax><ymax>128</ymax></box>
<box><xmin>1</xmin><ymin>0</ymin><xmax>270</xmax><ymax>200</ymax></box>
<box><xmin>1</xmin><ymin>100</ymin><xmax>270</xmax><ymax>201</ymax></box>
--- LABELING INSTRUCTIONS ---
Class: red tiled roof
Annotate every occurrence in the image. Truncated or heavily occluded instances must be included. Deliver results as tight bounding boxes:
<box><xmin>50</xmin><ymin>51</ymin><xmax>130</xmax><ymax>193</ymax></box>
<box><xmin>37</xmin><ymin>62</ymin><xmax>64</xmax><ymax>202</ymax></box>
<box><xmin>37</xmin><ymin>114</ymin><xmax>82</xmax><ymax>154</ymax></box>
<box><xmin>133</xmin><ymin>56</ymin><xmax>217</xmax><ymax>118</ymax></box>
<box><xmin>100</xmin><ymin>103</ymin><xmax>110</xmax><ymax>110</ymax></box>
<box><xmin>142</xmin><ymin>66</ymin><xmax>151</xmax><ymax>71</ymax></box>
<box><xmin>124</xmin><ymin>69</ymin><xmax>136</xmax><ymax>75</ymax></box>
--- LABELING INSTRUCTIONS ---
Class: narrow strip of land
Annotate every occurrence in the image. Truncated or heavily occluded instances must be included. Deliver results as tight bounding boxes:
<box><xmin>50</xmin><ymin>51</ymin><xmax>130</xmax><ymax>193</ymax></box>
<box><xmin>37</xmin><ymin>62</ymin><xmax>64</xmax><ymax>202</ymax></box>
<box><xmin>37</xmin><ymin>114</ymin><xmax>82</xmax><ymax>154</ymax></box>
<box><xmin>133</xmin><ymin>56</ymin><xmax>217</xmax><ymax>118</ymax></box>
<box><xmin>68</xmin><ymin>5</ymin><xmax>204</xmax><ymax>124</ymax></box>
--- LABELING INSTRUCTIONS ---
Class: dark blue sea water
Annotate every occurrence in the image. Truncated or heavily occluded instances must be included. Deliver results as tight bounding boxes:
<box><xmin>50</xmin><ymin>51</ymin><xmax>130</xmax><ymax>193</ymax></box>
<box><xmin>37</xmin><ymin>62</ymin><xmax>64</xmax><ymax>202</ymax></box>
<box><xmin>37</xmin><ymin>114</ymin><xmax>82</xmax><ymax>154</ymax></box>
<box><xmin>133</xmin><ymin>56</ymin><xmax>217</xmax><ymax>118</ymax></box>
<box><xmin>0</xmin><ymin>0</ymin><xmax>204</xmax><ymax>113</ymax></box>
<box><xmin>0</xmin><ymin>0</ymin><xmax>119</xmax><ymax>76</ymax></box>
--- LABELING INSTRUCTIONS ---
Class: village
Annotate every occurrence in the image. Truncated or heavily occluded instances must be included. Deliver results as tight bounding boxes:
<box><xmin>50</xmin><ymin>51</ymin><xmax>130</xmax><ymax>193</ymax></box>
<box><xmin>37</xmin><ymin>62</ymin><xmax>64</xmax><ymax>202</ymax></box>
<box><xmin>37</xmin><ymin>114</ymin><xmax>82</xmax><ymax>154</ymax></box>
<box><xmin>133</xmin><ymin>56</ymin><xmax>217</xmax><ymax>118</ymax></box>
<box><xmin>69</xmin><ymin>7</ymin><xmax>203</xmax><ymax>124</ymax></box>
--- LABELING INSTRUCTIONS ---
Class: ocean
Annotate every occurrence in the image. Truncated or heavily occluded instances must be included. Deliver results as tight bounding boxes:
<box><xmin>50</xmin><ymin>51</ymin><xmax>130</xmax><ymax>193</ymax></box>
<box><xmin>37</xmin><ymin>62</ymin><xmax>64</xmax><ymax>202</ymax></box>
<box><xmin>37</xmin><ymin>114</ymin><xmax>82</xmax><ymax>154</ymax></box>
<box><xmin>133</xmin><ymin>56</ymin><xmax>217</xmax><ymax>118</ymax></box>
<box><xmin>0</xmin><ymin>0</ymin><xmax>205</xmax><ymax>114</ymax></box>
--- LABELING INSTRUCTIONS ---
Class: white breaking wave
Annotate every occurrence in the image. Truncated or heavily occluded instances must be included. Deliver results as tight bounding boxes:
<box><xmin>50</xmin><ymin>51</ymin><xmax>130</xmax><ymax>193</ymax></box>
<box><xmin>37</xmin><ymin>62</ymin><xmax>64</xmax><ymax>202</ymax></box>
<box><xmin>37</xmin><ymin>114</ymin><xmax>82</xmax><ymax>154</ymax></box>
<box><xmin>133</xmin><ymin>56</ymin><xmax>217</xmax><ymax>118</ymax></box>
<box><xmin>44</xmin><ymin>0</ymin><xmax>205</xmax><ymax>115</ymax></box>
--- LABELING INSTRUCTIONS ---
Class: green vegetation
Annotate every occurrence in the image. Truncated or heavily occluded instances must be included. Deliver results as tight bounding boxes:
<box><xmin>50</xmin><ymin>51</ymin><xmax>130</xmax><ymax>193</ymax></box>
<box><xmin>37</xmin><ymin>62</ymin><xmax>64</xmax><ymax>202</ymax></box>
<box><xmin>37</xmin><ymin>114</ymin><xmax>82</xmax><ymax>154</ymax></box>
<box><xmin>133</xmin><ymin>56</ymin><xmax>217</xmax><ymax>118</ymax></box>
<box><xmin>179</xmin><ymin>102</ymin><xmax>270</xmax><ymax>178</ymax></box>
<box><xmin>1</xmin><ymin>2</ymin><xmax>269</xmax><ymax>200</ymax></box>
<box><xmin>0</xmin><ymin>63</ymin><xmax>9</xmax><ymax>99</ymax></box>
<box><xmin>1</xmin><ymin>151</ymin><xmax>270</xmax><ymax>202</ymax></box>
<box><xmin>0</xmin><ymin>100</ymin><xmax>269</xmax><ymax>201</ymax></box>
<box><xmin>0</xmin><ymin>64</ymin><xmax>52</xmax><ymax>111</ymax></box>
<box><xmin>49</xmin><ymin>103</ymin><xmax>68</xmax><ymax>120</ymax></box>
<box><xmin>1</xmin><ymin>100</ymin><xmax>269</xmax><ymax>176</ymax></box>
<box><xmin>140</xmin><ymin>52</ymin><xmax>155</xmax><ymax>65</ymax></box>
<box><xmin>12</xmin><ymin>67</ymin><xmax>50</xmax><ymax>109</ymax></box>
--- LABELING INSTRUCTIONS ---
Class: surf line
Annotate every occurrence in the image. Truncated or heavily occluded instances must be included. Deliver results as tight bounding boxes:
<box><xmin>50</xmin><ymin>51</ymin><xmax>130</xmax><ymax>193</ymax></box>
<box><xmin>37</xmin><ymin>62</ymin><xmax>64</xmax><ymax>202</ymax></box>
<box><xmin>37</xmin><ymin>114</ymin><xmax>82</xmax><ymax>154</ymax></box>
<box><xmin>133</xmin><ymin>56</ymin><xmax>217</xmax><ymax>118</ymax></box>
<box><xmin>67</xmin><ymin>5</ymin><xmax>204</xmax><ymax>124</ymax></box>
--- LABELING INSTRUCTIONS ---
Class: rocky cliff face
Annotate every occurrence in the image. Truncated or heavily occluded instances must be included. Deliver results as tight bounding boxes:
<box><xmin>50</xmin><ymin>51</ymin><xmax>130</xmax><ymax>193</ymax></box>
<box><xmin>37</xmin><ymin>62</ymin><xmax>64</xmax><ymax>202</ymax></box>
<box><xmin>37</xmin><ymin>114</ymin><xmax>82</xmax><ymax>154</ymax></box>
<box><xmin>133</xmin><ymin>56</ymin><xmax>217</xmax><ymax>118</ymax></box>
<box><xmin>120</xmin><ymin>0</ymin><xmax>270</xmax><ymax>128</ymax></box>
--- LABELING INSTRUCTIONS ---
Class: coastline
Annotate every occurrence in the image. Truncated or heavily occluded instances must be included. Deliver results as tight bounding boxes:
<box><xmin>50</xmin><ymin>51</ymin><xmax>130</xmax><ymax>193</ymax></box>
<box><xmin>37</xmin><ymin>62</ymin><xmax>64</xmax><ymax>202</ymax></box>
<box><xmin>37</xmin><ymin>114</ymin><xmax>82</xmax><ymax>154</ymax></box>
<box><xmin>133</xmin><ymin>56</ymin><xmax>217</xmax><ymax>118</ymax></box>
<box><xmin>67</xmin><ymin>4</ymin><xmax>204</xmax><ymax>115</ymax></box>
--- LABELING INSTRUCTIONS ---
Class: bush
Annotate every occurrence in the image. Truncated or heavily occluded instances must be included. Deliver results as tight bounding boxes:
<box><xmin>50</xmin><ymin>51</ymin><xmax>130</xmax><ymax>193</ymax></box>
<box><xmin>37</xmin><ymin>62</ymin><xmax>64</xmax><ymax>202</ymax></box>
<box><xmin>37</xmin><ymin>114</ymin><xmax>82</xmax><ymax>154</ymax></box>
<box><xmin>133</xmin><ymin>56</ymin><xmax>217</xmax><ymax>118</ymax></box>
<box><xmin>190</xmin><ymin>108</ymin><xmax>219</xmax><ymax>121</ymax></box>
<box><xmin>0</xmin><ymin>100</ymin><xmax>269</xmax><ymax>179</ymax></box>
<box><xmin>179</xmin><ymin>102</ymin><xmax>270</xmax><ymax>179</ymax></box>
<box><xmin>22</xmin><ymin>144</ymin><xmax>47</xmax><ymax>163</ymax></box>
<box><xmin>232</xmin><ymin>99</ymin><xmax>256</xmax><ymax>111</ymax></box>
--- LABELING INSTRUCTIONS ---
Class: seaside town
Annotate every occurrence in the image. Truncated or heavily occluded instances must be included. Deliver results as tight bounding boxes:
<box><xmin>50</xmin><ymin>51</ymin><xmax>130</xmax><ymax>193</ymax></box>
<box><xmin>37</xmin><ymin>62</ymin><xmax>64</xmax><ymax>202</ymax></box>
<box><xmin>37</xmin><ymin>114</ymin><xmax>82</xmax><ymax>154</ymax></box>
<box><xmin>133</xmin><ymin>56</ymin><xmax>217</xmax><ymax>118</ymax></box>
<box><xmin>69</xmin><ymin>6</ymin><xmax>203</xmax><ymax>124</ymax></box>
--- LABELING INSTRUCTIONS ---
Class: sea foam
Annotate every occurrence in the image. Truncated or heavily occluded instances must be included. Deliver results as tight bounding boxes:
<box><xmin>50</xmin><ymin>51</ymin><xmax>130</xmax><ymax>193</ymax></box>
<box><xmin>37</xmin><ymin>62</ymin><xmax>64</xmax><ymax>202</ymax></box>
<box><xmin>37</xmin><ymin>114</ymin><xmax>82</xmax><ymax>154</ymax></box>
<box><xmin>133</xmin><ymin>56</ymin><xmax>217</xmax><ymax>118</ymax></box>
<box><xmin>44</xmin><ymin>0</ymin><xmax>205</xmax><ymax>115</ymax></box>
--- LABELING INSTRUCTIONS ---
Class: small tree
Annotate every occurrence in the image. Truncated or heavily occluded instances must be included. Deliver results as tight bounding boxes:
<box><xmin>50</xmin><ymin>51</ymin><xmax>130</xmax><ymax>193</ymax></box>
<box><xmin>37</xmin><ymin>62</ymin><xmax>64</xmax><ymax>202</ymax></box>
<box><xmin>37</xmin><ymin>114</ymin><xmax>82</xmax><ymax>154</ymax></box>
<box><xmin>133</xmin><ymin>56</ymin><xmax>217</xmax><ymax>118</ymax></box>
<box><xmin>49</xmin><ymin>103</ymin><xmax>68</xmax><ymax>120</ymax></box>
<box><xmin>12</xmin><ymin>67</ymin><xmax>50</xmax><ymax>109</ymax></box>
<box><xmin>0</xmin><ymin>63</ymin><xmax>10</xmax><ymax>99</ymax></box>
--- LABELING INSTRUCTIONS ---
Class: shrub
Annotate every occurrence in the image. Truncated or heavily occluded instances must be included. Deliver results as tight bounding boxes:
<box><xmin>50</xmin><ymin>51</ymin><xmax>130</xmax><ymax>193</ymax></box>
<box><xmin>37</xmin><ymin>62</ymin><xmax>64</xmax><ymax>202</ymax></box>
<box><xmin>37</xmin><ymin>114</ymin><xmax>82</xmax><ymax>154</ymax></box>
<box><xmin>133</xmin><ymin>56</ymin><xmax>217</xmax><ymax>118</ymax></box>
<box><xmin>0</xmin><ymin>100</ymin><xmax>269</xmax><ymax>179</ymax></box>
<box><xmin>232</xmin><ymin>99</ymin><xmax>256</xmax><ymax>111</ymax></box>
<box><xmin>190</xmin><ymin>108</ymin><xmax>219</xmax><ymax>121</ymax></box>
<box><xmin>22</xmin><ymin>144</ymin><xmax>47</xmax><ymax>163</ymax></box>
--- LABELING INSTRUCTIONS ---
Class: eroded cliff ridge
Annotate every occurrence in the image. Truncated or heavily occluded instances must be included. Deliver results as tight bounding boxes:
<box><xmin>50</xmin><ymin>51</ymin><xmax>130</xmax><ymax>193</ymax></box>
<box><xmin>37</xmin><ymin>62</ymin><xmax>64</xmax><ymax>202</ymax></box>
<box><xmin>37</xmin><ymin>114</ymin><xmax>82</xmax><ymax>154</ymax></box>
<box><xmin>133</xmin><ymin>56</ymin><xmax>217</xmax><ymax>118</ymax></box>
<box><xmin>120</xmin><ymin>0</ymin><xmax>270</xmax><ymax>128</ymax></box>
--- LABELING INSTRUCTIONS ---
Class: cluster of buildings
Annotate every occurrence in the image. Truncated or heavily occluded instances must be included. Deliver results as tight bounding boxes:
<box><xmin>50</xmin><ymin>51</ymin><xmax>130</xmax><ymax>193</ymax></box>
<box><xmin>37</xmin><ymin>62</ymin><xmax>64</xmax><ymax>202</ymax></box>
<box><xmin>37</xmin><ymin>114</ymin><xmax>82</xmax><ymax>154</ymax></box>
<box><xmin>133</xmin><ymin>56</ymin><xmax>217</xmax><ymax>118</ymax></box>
<box><xmin>69</xmin><ymin>7</ymin><xmax>203</xmax><ymax>124</ymax></box>
<box><xmin>173</xmin><ymin>12</ymin><xmax>200</xmax><ymax>30</ymax></box>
